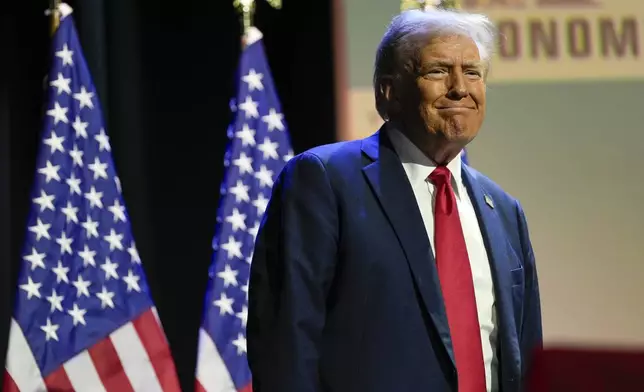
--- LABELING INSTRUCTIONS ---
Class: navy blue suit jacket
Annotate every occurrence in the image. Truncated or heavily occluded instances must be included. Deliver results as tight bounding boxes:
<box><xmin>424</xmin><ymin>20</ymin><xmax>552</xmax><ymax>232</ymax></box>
<box><xmin>247</xmin><ymin>128</ymin><xmax>542</xmax><ymax>392</ymax></box>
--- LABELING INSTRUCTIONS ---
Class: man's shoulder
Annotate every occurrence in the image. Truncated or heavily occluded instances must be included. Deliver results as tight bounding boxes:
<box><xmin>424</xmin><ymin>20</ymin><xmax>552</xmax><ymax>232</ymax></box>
<box><xmin>301</xmin><ymin>138</ymin><xmax>365</xmax><ymax>163</ymax></box>
<box><xmin>285</xmin><ymin>135</ymin><xmax>370</xmax><ymax>172</ymax></box>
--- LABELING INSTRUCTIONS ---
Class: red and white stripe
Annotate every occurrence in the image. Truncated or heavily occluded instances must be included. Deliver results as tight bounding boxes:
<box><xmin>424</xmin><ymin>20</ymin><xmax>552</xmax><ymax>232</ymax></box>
<box><xmin>3</xmin><ymin>308</ymin><xmax>181</xmax><ymax>392</ymax></box>
<box><xmin>194</xmin><ymin>327</ymin><xmax>252</xmax><ymax>392</ymax></box>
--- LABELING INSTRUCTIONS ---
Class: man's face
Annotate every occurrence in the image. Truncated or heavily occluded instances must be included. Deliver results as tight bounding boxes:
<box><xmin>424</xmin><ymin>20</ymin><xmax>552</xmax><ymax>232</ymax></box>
<box><xmin>394</xmin><ymin>34</ymin><xmax>487</xmax><ymax>152</ymax></box>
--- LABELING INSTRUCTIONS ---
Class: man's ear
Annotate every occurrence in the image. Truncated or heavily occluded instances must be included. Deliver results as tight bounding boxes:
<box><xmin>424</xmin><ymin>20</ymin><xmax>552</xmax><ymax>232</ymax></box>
<box><xmin>380</xmin><ymin>76</ymin><xmax>395</xmax><ymax>99</ymax></box>
<box><xmin>380</xmin><ymin>76</ymin><xmax>401</xmax><ymax>117</ymax></box>
<box><xmin>381</xmin><ymin>81</ymin><xmax>392</xmax><ymax>101</ymax></box>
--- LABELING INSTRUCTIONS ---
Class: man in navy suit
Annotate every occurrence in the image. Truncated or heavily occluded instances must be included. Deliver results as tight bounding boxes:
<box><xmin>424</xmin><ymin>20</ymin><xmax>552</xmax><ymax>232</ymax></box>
<box><xmin>247</xmin><ymin>7</ymin><xmax>542</xmax><ymax>392</ymax></box>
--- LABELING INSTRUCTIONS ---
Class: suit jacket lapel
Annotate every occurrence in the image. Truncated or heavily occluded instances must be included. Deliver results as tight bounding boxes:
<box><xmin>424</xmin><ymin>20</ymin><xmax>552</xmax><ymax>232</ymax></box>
<box><xmin>461</xmin><ymin>165</ymin><xmax>522</xmax><ymax>387</ymax></box>
<box><xmin>361</xmin><ymin>128</ymin><xmax>455</xmax><ymax>366</ymax></box>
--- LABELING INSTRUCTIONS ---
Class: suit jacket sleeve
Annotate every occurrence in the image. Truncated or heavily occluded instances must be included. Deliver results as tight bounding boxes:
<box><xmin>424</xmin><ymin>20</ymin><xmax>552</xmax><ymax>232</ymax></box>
<box><xmin>516</xmin><ymin>200</ymin><xmax>543</xmax><ymax>381</ymax></box>
<box><xmin>247</xmin><ymin>152</ymin><xmax>338</xmax><ymax>392</ymax></box>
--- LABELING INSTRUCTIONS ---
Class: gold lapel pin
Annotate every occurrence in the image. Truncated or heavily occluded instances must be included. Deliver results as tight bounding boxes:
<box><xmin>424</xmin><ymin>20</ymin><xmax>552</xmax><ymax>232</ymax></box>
<box><xmin>484</xmin><ymin>194</ymin><xmax>494</xmax><ymax>209</ymax></box>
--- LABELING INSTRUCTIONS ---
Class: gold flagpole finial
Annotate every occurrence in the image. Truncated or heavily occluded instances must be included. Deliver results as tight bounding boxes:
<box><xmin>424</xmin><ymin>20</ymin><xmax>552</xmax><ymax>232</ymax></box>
<box><xmin>401</xmin><ymin>0</ymin><xmax>461</xmax><ymax>11</ymax></box>
<box><xmin>233</xmin><ymin>0</ymin><xmax>282</xmax><ymax>38</ymax></box>
<box><xmin>233</xmin><ymin>0</ymin><xmax>255</xmax><ymax>36</ymax></box>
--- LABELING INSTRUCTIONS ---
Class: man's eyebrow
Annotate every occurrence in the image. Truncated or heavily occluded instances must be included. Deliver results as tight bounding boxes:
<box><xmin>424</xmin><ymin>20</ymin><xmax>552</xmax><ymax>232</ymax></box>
<box><xmin>463</xmin><ymin>60</ymin><xmax>485</xmax><ymax>68</ymax></box>
<box><xmin>423</xmin><ymin>60</ymin><xmax>485</xmax><ymax>67</ymax></box>
<box><xmin>419</xmin><ymin>60</ymin><xmax>485</xmax><ymax>72</ymax></box>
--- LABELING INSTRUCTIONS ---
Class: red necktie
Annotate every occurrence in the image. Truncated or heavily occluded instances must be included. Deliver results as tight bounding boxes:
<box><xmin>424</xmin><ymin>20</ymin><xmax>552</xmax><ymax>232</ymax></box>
<box><xmin>429</xmin><ymin>166</ymin><xmax>486</xmax><ymax>392</ymax></box>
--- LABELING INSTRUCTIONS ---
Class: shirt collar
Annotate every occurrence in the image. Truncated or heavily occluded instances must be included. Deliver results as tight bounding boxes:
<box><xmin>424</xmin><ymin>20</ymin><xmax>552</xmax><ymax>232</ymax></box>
<box><xmin>387</xmin><ymin>124</ymin><xmax>464</xmax><ymax>196</ymax></box>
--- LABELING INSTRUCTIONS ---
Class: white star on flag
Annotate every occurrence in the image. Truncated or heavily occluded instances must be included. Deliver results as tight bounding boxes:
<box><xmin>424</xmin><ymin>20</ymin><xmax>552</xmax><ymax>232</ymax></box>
<box><xmin>239</xmin><ymin>96</ymin><xmax>259</xmax><ymax>119</ymax></box>
<box><xmin>261</xmin><ymin>108</ymin><xmax>284</xmax><ymax>131</ymax></box>
<box><xmin>47</xmin><ymin>102</ymin><xmax>69</xmax><ymax>124</ymax></box>
<box><xmin>235</xmin><ymin>124</ymin><xmax>256</xmax><ymax>146</ymax></box>
<box><xmin>43</xmin><ymin>131</ymin><xmax>66</xmax><ymax>154</ymax></box>
<box><xmin>55</xmin><ymin>43</ymin><xmax>74</xmax><ymax>66</ymax></box>
<box><xmin>72</xmin><ymin>115</ymin><xmax>89</xmax><ymax>138</ymax></box>
<box><xmin>242</xmin><ymin>69</ymin><xmax>264</xmax><ymax>91</ymax></box>
<box><xmin>50</xmin><ymin>73</ymin><xmax>72</xmax><ymax>95</ymax></box>
<box><xmin>73</xmin><ymin>86</ymin><xmax>94</xmax><ymax>109</ymax></box>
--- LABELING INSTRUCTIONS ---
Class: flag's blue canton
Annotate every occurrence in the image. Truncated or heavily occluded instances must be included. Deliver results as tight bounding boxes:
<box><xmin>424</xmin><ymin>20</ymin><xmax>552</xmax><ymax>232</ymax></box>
<box><xmin>13</xmin><ymin>13</ymin><xmax>153</xmax><ymax>377</ymax></box>
<box><xmin>202</xmin><ymin>37</ymin><xmax>293</xmax><ymax>389</ymax></box>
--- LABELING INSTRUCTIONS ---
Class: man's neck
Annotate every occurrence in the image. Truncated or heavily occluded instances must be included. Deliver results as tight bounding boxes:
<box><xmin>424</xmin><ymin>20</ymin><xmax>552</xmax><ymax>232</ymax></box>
<box><xmin>387</xmin><ymin>120</ymin><xmax>463</xmax><ymax>165</ymax></box>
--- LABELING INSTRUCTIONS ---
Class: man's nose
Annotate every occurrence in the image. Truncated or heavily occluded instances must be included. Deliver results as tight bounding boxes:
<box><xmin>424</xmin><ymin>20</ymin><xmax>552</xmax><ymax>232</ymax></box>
<box><xmin>446</xmin><ymin>71</ymin><xmax>468</xmax><ymax>100</ymax></box>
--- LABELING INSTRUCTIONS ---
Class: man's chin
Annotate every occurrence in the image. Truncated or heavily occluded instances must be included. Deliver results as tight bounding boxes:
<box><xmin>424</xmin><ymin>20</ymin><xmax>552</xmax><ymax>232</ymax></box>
<box><xmin>440</xmin><ymin>129</ymin><xmax>476</xmax><ymax>146</ymax></box>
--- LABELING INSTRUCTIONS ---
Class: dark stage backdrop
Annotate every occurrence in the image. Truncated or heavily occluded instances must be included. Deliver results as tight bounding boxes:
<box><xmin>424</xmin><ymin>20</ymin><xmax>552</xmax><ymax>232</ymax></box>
<box><xmin>1</xmin><ymin>0</ymin><xmax>336</xmax><ymax>390</ymax></box>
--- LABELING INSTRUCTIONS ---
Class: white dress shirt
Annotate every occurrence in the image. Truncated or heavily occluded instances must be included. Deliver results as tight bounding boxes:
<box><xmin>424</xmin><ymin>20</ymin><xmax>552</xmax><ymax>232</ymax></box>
<box><xmin>388</xmin><ymin>127</ymin><xmax>498</xmax><ymax>392</ymax></box>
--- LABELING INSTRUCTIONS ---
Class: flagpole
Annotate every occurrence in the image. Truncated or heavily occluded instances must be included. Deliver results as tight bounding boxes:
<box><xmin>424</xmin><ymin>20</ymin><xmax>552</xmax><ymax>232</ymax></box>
<box><xmin>48</xmin><ymin>0</ymin><xmax>61</xmax><ymax>35</ymax></box>
<box><xmin>43</xmin><ymin>0</ymin><xmax>61</xmax><ymax>98</ymax></box>
<box><xmin>233</xmin><ymin>0</ymin><xmax>255</xmax><ymax>38</ymax></box>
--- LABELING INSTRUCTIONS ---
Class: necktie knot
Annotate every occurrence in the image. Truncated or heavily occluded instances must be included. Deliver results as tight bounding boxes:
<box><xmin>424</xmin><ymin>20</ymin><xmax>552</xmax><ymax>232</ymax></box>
<box><xmin>428</xmin><ymin>165</ymin><xmax>451</xmax><ymax>187</ymax></box>
<box><xmin>429</xmin><ymin>166</ymin><xmax>455</xmax><ymax>214</ymax></box>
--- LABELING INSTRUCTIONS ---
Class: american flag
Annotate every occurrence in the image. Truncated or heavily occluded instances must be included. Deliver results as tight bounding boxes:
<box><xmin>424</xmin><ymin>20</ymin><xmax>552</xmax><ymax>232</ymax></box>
<box><xmin>3</xmin><ymin>4</ymin><xmax>181</xmax><ymax>391</ymax></box>
<box><xmin>194</xmin><ymin>27</ymin><xmax>293</xmax><ymax>392</ymax></box>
